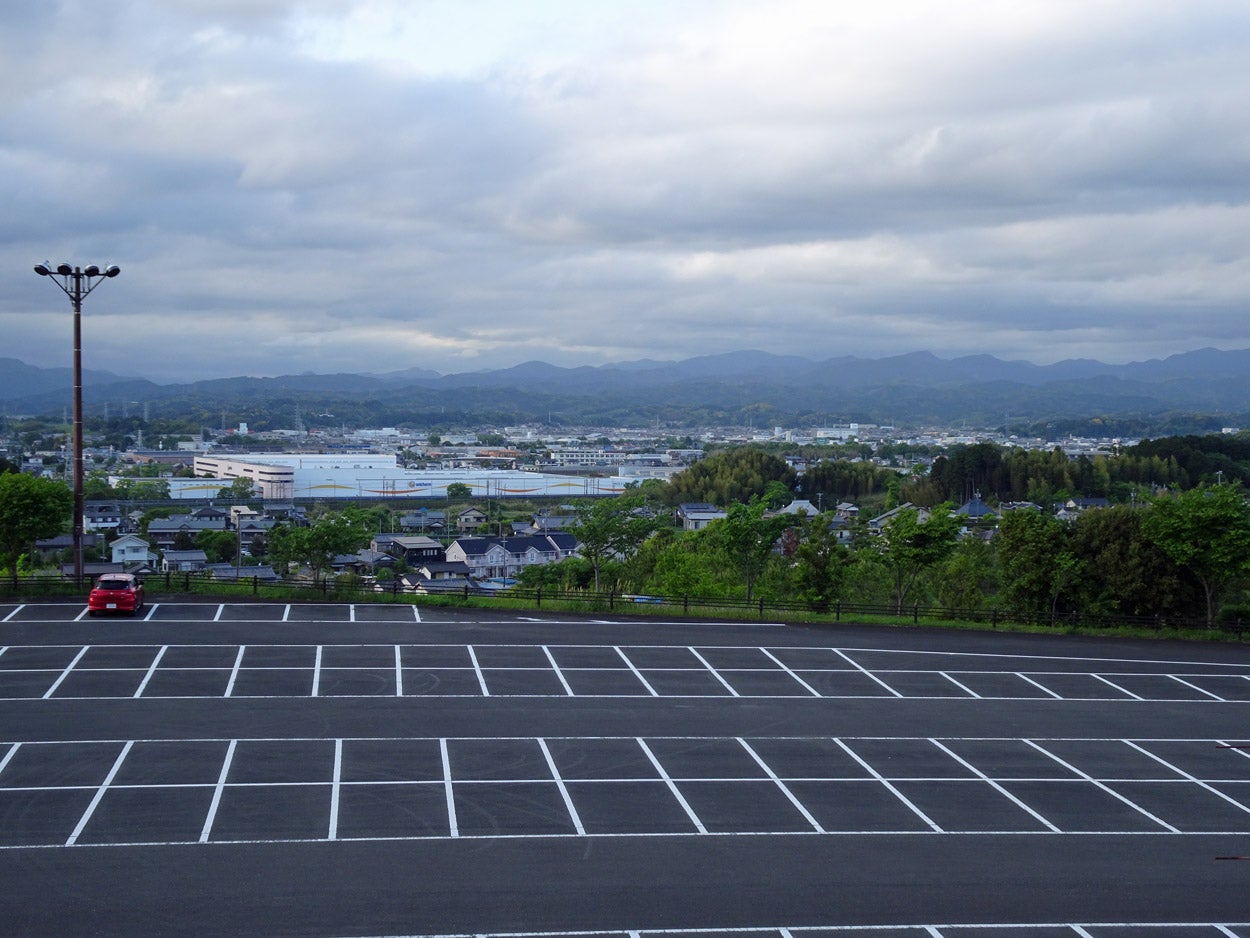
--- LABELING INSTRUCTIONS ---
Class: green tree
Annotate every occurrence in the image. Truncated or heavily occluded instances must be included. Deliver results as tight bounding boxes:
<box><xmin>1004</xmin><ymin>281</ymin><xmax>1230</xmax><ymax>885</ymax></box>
<box><xmin>197</xmin><ymin>529</ymin><xmax>242</xmax><ymax>565</ymax></box>
<box><xmin>446</xmin><ymin>482</ymin><xmax>472</xmax><ymax>499</ymax></box>
<box><xmin>1070</xmin><ymin>505</ymin><xmax>1191</xmax><ymax>617</ymax></box>
<box><xmin>0</xmin><ymin>473</ymin><xmax>72</xmax><ymax>585</ymax></box>
<box><xmin>269</xmin><ymin>513</ymin><xmax>368</xmax><ymax>582</ymax></box>
<box><xmin>217</xmin><ymin>478</ymin><xmax>255</xmax><ymax>500</ymax></box>
<box><xmin>995</xmin><ymin>509</ymin><xmax>1079</xmax><ymax>620</ymax></box>
<box><xmin>933</xmin><ymin>537</ymin><xmax>996</xmax><ymax>617</ymax></box>
<box><xmin>663</xmin><ymin>448</ymin><xmax>796</xmax><ymax>507</ymax></box>
<box><xmin>115</xmin><ymin>478</ymin><xmax>171</xmax><ymax>500</ymax></box>
<box><xmin>1141</xmin><ymin>484</ymin><xmax>1250</xmax><ymax>625</ymax></box>
<box><xmin>569</xmin><ymin>494</ymin><xmax>658</xmax><ymax>591</ymax></box>
<box><xmin>872</xmin><ymin>504</ymin><xmax>960</xmax><ymax>613</ymax></box>
<box><xmin>703</xmin><ymin>497</ymin><xmax>792</xmax><ymax>602</ymax></box>
<box><xmin>790</xmin><ymin>513</ymin><xmax>850</xmax><ymax>606</ymax></box>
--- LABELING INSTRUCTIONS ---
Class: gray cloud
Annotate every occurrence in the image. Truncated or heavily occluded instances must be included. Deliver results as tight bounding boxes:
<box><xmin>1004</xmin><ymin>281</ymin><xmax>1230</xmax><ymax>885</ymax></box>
<box><xmin>4</xmin><ymin>0</ymin><xmax>1250</xmax><ymax>382</ymax></box>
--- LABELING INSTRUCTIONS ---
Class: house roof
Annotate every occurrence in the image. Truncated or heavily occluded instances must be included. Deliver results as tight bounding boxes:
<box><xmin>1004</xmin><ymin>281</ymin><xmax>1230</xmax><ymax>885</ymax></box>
<box><xmin>955</xmin><ymin>495</ymin><xmax>996</xmax><ymax>519</ymax></box>
<box><xmin>162</xmin><ymin>549</ymin><xmax>208</xmax><ymax>562</ymax></box>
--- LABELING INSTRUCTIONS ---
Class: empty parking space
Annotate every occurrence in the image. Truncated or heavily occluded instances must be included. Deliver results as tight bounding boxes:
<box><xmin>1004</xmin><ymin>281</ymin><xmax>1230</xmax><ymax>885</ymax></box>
<box><xmin>5</xmin><ymin>634</ymin><xmax>1250</xmax><ymax>701</ymax></box>
<box><xmin>4</xmin><ymin>733</ymin><xmax>1250</xmax><ymax>848</ymax></box>
<box><xmin>5</xmin><ymin>602</ymin><xmax>1250</xmax><ymax>937</ymax></box>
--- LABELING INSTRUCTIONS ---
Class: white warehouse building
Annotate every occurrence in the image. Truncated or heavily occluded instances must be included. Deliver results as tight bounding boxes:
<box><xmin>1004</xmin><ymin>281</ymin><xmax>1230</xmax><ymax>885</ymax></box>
<box><xmin>188</xmin><ymin>454</ymin><xmax>635</xmax><ymax>500</ymax></box>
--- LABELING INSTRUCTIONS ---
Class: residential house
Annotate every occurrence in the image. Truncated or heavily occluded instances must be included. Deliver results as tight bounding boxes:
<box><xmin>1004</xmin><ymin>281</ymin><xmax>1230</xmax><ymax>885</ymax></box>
<box><xmin>146</xmin><ymin>515</ymin><xmax>227</xmax><ymax>550</ymax></box>
<box><xmin>109</xmin><ymin>534</ymin><xmax>156</xmax><ymax>567</ymax></box>
<box><xmin>771</xmin><ymin>499</ymin><xmax>820</xmax><ymax>518</ymax></box>
<box><xmin>955</xmin><ymin>494</ymin><xmax>997</xmax><ymax>531</ymax></box>
<box><xmin>34</xmin><ymin>534</ymin><xmax>101</xmax><ymax>562</ymax></box>
<box><xmin>398</xmin><ymin>509</ymin><xmax>446</xmax><ymax>534</ymax></box>
<box><xmin>190</xmin><ymin>505</ymin><xmax>230</xmax><ymax>523</ymax></box>
<box><xmin>84</xmin><ymin>501</ymin><xmax>125</xmax><ymax>532</ymax></box>
<box><xmin>204</xmin><ymin>563</ymin><xmax>282</xmax><ymax>582</ymax></box>
<box><xmin>677</xmin><ymin>503</ymin><xmax>727</xmax><ymax>532</ymax></box>
<box><xmin>867</xmin><ymin>503</ymin><xmax>931</xmax><ymax>533</ymax></box>
<box><xmin>445</xmin><ymin>533</ymin><xmax>578</xmax><ymax>580</ymax></box>
<box><xmin>161</xmin><ymin>549</ymin><xmax>209</xmax><ymax>573</ymax></box>
<box><xmin>456</xmin><ymin>507</ymin><xmax>488</xmax><ymax>533</ymax></box>
<box><xmin>237</xmin><ymin>517</ymin><xmax>277</xmax><ymax>554</ymax></box>
<box><xmin>1055</xmin><ymin>497</ymin><xmax>1113</xmax><ymax>522</ymax></box>
<box><xmin>386</xmin><ymin>536</ymin><xmax>446</xmax><ymax>566</ymax></box>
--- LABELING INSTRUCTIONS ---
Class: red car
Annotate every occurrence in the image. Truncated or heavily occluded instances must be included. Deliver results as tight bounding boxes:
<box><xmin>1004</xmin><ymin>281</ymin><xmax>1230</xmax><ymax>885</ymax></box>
<box><xmin>87</xmin><ymin>574</ymin><xmax>145</xmax><ymax>617</ymax></box>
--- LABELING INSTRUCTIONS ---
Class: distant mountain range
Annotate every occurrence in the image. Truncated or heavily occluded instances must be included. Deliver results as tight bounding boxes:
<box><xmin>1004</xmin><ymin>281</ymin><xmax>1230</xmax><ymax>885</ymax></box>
<box><xmin>3</xmin><ymin>349</ymin><xmax>1250</xmax><ymax>433</ymax></box>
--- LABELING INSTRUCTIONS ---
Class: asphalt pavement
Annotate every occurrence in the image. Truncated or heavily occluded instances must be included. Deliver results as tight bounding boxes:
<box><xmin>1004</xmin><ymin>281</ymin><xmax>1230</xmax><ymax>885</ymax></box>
<box><xmin>2</xmin><ymin>600</ymin><xmax>1250</xmax><ymax>937</ymax></box>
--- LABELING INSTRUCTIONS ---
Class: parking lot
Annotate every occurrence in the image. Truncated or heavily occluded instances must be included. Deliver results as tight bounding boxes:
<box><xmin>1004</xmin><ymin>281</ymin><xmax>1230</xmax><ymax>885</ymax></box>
<box><xmin>3</xmin><ymin>601</ymin><xmax>1250</xmax><ymax>936</ymax></box>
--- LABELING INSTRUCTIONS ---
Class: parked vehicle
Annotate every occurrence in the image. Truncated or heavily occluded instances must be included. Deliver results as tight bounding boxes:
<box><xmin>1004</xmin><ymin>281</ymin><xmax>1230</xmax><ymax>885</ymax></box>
<box><xmin>87</xmin><ymin>574</ymin><xmax>145</xmax><ymax>617</ymax></box>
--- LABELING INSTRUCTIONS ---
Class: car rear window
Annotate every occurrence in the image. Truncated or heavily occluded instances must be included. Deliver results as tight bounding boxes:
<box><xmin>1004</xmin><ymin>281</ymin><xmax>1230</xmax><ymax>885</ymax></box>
<box><xmin>96</xmin><ymin>579</ymin><xmax>131</xmax><ymax>591</ymax></box>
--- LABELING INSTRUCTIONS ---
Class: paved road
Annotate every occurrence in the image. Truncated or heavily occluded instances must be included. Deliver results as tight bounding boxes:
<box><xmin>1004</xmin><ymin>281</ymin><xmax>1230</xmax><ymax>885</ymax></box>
<box><xmin>2</xmin><ymin>601</ymin><xmax>1250</xmax><ymax>936</ymax></box>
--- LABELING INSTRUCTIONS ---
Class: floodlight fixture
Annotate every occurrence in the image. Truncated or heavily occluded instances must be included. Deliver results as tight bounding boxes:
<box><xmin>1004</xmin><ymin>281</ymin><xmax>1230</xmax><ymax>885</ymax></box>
<box><xmin>31</xmin><ymin>261</ymin><xmax>122</xmax><ymax>582</ymax></box>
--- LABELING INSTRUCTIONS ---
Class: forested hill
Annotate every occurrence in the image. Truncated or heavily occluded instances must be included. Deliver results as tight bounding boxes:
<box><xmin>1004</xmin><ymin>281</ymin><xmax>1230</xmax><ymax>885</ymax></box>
<box><xmin>4</xmin><ymin>348</ymin><xmax>1250</xmax><ymax>433</ymax></box>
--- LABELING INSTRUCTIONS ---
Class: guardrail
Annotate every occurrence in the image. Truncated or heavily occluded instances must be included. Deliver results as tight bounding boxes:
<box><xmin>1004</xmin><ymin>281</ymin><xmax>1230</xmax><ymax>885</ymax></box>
<box><xmin>1</xmin><ymin>572</ymin><xmax>1245</xmax><ymax>639</ymax></box>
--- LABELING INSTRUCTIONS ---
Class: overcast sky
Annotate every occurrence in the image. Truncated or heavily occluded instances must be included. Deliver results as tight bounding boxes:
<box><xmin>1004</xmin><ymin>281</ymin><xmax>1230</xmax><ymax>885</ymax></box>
<box><xmin>4</xmin><ymin>1</ymin><xmax>1250</xmax><ymax>383</ymax></box>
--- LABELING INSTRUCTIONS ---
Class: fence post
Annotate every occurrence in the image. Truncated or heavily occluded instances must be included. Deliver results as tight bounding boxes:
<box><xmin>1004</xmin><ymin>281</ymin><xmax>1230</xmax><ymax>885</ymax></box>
<box><xmin>609</xmin><ymin>591</ymin><xmax>614</xmax><ymax>610</ymax></box>
<box><xmin>165</xmin><ymin>571</ymin><xmax>171</xmax><ymax>590</ymax></box>
<box><xmin>536</xmin><ymin>586</ymin><xmax>541</xmax><ymax>609</ymax></box>
<box><xmin>463</xmin><ymin>584</ymin><xmax>469</xmax><ymax>600</ymax></box>
<box><xmin>684</xmin><ymin>595</ymin><xmax>689</xmax><ymax>614</ymax></box>
<box><xmin>835</xmin><ymin>602</ymin><xmax>840</xmax><ymax>622</ymax></box>
<box><xmin>991</xmin><ymin>609</ymin><xmax>997</xmax><ymax>629</ymax></box>
<box><xmin>253</xmin><ymin>576</ymin><xmax>258</xmax><ymax>596</ymax></box>
<box><xmin>184</xmin><ymin>572</ymin><xmax>190</xmax><ymax>592</ymax></box>
<box><xmin>913</xmin><ymin>604</ymin><xmax>919</xmax><ymax>624</ymax></box>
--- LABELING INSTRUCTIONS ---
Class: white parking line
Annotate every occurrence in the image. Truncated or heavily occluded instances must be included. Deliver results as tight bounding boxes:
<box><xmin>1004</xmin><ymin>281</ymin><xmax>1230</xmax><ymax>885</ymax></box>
<box><xmin>0</xmin><ymin>742</ymin><xmax>19</xmax><ymax>776</ymax></box>
<box><xmin>200</xmin><ymin>739</ymin><xmax>237</xmax><ymax>843</ymax></box>
<box><xmin>312</xmin><ymin>646</ymin><xmax>323</xmax><ymax>697</ymax></box>
<box><xmin>1024</xmin><ymin>740</ymin><xmax>1179</xmax><ymax>832</ymax></box>
<box><xmin>1124</xmin><ymin>740</ymin><xmax>1250</xmax><ymax>818</ymax></box>
<box><xmin>636</xmin><ymin>738</ymin><xmax>707</xmax><ymax>834</ymax></box>
<box><xmin>940</xmin><ymin>672</ymin><xmax>981</xmax><ymax>698</ymax></box>
<box><xmin>1168</xmin><ymin>674</ymin><xmax>1226</xmax><ymax>701</ymax></box>
<box><xmin>1015</xmin><ymin>673</ymin><xmax>1063</xmax><ymax>699</ymax></box>
<box><xmin>224</xmin><ymin>646</ymin><xmax>246</xmax><ymax>697</ymax></box>
<box><xmin>834</xmin><ymin>649</ymin><xmax>903</xmax><ymax>697</ymax></box>
<box><xmin>328</xmin><ymin>739</ymin><xmax>343</xmax><ymax>840</ymax></box>
<box><xmin>213</xmin><ymin>604</ymin><xmax>225</xmax><ymax>622</ymax></box>
<box><xmin>539</xmin><ymin>738</ymin><xmax>585</xmax><ymax>834</ymax></box>
<box><xmin>467</xmin><ymin>646</ymin><xmax>490</xmax><ymax>696</ymax></box>
<box><xmin>737</xmin><ymin>738</ymin><xmax>824</xmax><ymax>833</ymax></box>
<box><xmin>928</xmin><ymin>738</ymin><xmax>1060</xmax><ymax>832</ymax></box>
<box><xmin>691</xmin><ymin>648</ymin><xmax>739</xmax><ymax>697</ymax></box>
<box><xmin>133</xmin><ymin>646</ymin><xmax>168</xmax><ymax>698</ymax></box>
<box><xmin>42</xmin><ymin>646</ymin><xmax>89</xmax><ymax>699</ymax></box>
<box><xmin>440</xmin><ymin>738</ymin><xmax>459</xmax><ymax>837</ymax></box>
<box><xmin>615</xmin><ymin>647</ymin><xmax>658</xmax><ymax>697</ymax></box>
<box><xmin>835</xmin><ymin>738</ymin><xmax>943</xmax><ymax>831</ymax></box>
<box><xmin>3</xmin><ymin>605</ymin><xmax>24</xmax><ymax>622</ymax></box>
<box><xmin>542</xmin><ymin>646</ymin><xmax>575</xmax><ymax>697</ymax></box>
<box><xmin>66</xmin><ymin>740</ymin><xmax>133</xmax><ymax>846</ymax></box>
<box><xmin>760</xmin><ymin>648</ymin><xmax>822</xmax><ymax>696</ymax></box>
<box><xmin>1093</xmin><ymin>674</ymin><xmax>1142</xmax><ymax>699</ymax></box>
<box><xmin>394</xmin><ymin>645</ymin><xmax>404</xmax><ymax>697</ymax></box>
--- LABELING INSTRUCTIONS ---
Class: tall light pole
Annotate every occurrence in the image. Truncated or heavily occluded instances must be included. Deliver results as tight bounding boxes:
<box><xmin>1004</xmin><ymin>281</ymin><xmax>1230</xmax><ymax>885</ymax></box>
<box><xmin>33</xmin><ymin>262</ymin><xmax>121</xmax><ymax>582</ymax></box>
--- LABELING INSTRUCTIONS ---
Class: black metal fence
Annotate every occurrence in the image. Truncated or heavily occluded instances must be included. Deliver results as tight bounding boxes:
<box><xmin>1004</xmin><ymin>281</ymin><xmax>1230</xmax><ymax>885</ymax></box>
<box><xmin>1</xmin><ymin>572</ymin><xmax>1244</xmax><ymax>639</ymax></box>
